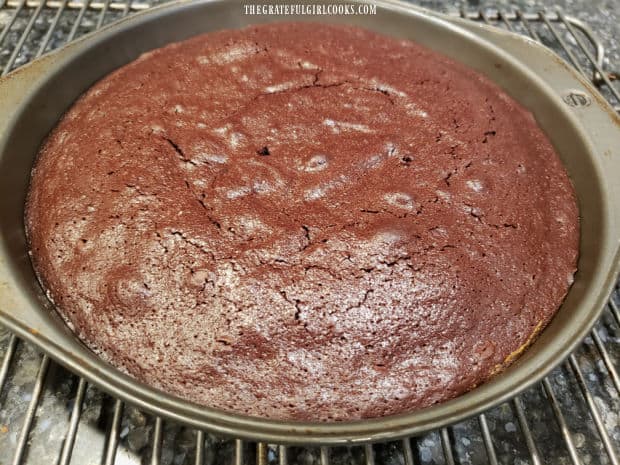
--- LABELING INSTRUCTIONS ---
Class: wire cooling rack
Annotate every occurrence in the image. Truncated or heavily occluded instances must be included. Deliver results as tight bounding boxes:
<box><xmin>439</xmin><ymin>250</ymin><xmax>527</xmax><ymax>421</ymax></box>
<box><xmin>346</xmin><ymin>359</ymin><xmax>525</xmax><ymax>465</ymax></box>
<box><xmin>0</xmin><ymin>2</ymin><xmax>618</xmax><ymax>464</ymax></box>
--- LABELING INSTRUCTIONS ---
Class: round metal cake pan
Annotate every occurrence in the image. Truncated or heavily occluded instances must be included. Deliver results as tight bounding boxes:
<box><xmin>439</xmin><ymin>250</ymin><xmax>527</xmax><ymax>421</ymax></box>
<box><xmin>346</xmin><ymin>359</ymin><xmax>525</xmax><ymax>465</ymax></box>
<box><xmin>0</xmin><ymin>0</ymin><xmax>619</xmax><ymax>445</ymax></box>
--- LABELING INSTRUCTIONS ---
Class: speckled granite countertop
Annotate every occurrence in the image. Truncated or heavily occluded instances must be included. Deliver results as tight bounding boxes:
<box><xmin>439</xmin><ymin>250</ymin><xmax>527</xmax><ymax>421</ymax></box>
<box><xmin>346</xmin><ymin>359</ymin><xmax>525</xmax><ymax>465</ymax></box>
<box><xmin>0</xmin><ymin>1</ymin><xmax>618</xmax><ymax>464</ymax></box>
<box><xmin>418</xmin><ymin>0</ymin><xmax>619</xmax><ymax>74</ymax></box>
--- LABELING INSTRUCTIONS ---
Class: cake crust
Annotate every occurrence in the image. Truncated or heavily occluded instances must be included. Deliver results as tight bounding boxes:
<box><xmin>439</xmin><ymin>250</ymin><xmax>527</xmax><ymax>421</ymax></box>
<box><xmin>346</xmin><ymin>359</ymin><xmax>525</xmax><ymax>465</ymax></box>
<box><xmin>25</xmin><ymin>22</ymin><xmax>579</xmax><ymax>421</ymax></box>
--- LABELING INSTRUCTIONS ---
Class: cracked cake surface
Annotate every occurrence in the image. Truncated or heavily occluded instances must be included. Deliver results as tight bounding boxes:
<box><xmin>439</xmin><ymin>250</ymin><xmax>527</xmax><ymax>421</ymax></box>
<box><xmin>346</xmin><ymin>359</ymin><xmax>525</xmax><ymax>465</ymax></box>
<box><xmin>25</xmin><ymin>22</ymin><xmax>579</xmax><ymax>421</ymax></box>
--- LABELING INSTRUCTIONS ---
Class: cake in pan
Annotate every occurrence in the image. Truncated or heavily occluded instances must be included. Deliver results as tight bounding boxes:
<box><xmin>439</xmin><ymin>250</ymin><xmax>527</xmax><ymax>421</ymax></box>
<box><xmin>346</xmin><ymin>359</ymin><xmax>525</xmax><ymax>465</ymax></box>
<box><xmin>25</xmin><ymin>22</ymin><xmax>579</xmax><ymax>421</ymax></box>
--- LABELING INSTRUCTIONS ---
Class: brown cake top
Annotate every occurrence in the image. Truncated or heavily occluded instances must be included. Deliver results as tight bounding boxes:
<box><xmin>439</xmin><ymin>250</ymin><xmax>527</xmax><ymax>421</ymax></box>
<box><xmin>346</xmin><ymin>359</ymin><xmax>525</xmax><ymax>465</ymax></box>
<box><xmin>26</xmin><ymin>22</ymin><xmax>579</xmax><ymax>421</ymax></box>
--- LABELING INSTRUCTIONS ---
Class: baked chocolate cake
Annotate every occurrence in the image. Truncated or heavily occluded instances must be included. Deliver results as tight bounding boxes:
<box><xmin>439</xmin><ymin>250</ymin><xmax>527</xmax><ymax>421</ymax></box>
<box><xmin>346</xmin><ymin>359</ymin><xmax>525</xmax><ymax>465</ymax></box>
<box><xmin>25</xmin><ymin>22</ymin><xmax>579</xmax><ymax>421</ymax></box>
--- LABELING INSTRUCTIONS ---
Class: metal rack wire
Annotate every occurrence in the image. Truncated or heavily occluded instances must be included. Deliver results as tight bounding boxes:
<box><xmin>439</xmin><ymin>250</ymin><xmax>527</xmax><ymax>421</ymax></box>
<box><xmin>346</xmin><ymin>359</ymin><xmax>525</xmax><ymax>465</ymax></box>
<box><xmin>0</xmin><ymin>2</ymin><xmax>618</xmax><ymax>464</ymax></box>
